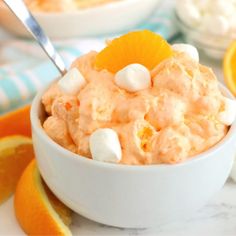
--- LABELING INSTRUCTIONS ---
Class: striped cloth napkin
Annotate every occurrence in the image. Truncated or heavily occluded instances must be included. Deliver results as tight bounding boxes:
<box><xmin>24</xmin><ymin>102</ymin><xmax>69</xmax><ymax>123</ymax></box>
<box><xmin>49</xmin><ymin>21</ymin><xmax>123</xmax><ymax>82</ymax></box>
<box><xmin>0</xmin><ymin>1</ymin><xmax>179</xmax><ymax>114</ymax></box>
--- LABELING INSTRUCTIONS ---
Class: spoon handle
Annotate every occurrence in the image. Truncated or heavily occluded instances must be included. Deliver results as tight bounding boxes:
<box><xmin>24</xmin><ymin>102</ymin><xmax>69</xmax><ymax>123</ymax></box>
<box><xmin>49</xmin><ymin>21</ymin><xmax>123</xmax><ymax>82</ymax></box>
<box><xmin>3</xmin><ymin>0</ymin><xmax>67</xmax><ymax>76</ymax></box>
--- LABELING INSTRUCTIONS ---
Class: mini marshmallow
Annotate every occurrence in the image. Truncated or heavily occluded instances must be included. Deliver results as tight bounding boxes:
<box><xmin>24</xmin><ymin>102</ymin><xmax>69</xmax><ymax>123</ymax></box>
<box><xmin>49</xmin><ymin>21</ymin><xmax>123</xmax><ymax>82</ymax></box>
<box><xmin>89</xmin><ymin>128</ymin><xmax>122</xmax><ymax>163</ymax></box>
<box><xmin>218</xmin><ymin>97</ymin><xmax>236</xmax><ymax>126</ymax></box>
<box><xmin>204</xmin><ymin>15</ymin><xmax>229</xmax><ymax>36</ymax></box>
<box><xmin>58</xmin><ymin>68</ymin><xmax>86</xmax><ymax>95</ymax></box>
<box><xmin>114</xmin><ymin>64</ymin><xmax>151</xmax><ymax>92</ymax></box>
<box><xmin>172</xmin><ymin>44</ymin><xmax>199</xmax><ymax>62</ymax></box>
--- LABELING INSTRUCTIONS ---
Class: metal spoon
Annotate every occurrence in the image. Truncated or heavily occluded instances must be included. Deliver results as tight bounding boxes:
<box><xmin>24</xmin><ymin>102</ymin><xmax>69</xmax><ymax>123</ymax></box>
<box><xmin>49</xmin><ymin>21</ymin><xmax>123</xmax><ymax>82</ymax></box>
<box><xmin>3</xmin><ymin>0</ymin><xmax>67</xmax><ymax>76</ymax></box>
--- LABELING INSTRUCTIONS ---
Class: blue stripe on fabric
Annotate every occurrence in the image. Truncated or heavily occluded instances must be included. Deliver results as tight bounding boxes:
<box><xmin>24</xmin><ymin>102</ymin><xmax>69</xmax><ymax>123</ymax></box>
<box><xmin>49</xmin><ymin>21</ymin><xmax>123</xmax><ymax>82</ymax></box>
<box><xmin>19</xmin><ymin>74</ymin><xmax>36</xmax><ymax>95</ymax></box>
<box><xmin>138</xmin><ymin>22</ymin><xmax>155</xmax><ymax>30</ymax></box>
<box><xmin>0</xmin><ymin>78</ymin><xmax>21</xmax><ymax>106</ymax></box>
<box><xmin>58</xmin><ymin>46</ymin><xmax>82</xmax><ymax>58</ymax></box>
<box><xmin>0</xmin><ymin>69</ymin><xmax>8</xmax><ymax>78</ymax></box>
<box><xmin>9</xmin><ymin>60</ymin><xmax>39</xmax><ymax>73</ymax></box>
<box><xmin>31</xmin><ymin>62</ymin><xmax>60</xmax><ymax>85</ymax></box>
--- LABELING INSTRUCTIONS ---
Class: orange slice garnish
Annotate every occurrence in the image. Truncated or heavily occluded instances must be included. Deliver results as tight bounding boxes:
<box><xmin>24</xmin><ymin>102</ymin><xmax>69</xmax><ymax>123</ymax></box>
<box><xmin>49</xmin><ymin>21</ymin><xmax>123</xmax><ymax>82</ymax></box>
<box><xmin>0</xmin><ymin>135</ymin><xmax>34</xmax><ymax>205</ymax></box>
<box><xmin>223</xmin><ymin>40</ymin><xmax>236</xmax><ymax>96</ymax></box>
<box><xmin>14</xmin><ymin>160</ymin><xmax>72</xmax><ymax>236</ymax></box>
<box><xmin>95</xmin><ymin>30</ymin><xmax>173</xmax><ymax>73</ymax></box>
<box><xmin>0</xmin><ymin>105</ymin><xmax>31</xmax><ymax>138</ymax></box>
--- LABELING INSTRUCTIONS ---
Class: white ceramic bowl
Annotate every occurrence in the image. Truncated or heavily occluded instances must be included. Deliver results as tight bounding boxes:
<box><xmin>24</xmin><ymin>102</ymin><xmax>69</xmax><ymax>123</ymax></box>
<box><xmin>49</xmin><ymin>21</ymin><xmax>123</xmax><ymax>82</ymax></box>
<box><xmin>0</xmin><ymin>0</ymin><xmax>160</xmax><ymax>39</ymax></box>
<box><xmin>31</xmin><ymin>83</ymin><xmax>236</xmax><ymax>228</ymax></box>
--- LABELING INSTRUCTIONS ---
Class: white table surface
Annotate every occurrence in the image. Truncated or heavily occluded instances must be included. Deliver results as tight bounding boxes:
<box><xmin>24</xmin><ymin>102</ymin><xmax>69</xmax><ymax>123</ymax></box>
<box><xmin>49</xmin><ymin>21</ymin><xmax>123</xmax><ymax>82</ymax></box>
<box><xmin>1</xmin><ymin>180</ymin><xmax>236</xmax><ymax>236</ymax></box>
<box><xmin>1</xmin><ymin>29</ymin><xmax>236</xmax><ymax>236</ymax></box>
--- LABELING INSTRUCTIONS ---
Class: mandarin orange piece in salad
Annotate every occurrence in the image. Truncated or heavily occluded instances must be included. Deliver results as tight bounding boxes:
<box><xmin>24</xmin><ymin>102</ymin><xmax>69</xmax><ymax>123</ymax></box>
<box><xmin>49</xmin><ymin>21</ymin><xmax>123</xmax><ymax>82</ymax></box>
<box><xmin>95</xmin><ymin>30</ymin><xmax>173</xmax><ymax>73</ymax></box>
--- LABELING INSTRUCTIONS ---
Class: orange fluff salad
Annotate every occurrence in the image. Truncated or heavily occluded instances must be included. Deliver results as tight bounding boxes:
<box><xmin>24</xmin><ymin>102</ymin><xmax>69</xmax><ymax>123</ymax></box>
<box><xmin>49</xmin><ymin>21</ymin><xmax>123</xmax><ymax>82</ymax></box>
<box><xmin>42</xmin><ymin>30</ymin><xmax>235</xmax><ymax>165</ymax></box>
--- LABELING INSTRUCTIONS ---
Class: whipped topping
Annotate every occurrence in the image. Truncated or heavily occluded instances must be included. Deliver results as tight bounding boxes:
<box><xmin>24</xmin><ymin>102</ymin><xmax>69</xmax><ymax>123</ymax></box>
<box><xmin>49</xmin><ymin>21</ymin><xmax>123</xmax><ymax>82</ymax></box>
<box><xmin>114</xmin><ymin>64</ymin><xmax>151</xmax><ymax>92</ymax></box>
<box><xmin>89</xmin><ymin>128</ymin><xmax>122</xmax><ymax>163</ymax></box>
<box><xmin>176</xmin><ymin>0</ymin><xmax>236</xmax><ymax>37</ymax></box>
<box><xmin>58</xmin><ymin>68</ymin><xmax>86</xmax><ymax>95</ymax></box>
<box><xmin>172</xmin><ymin>44</ymin><xmax>199</xmax><ymax>62</ymax></box>
<box><xmin>218</xmin><ymin>97</ymin><xmax>236</xmax><ymax>126</ymax></box>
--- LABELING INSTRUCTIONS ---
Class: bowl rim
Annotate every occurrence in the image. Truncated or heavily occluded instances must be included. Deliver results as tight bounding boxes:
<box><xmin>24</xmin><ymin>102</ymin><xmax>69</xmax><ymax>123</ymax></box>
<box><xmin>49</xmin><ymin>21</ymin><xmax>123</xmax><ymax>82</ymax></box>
<box><xmin>31</xmin><ymin>81</ymin><xmax>236</xmax><ymax>170</ymax></box>
<box><xmin>0</xmin><ymin>0</ymin><xmax>156</xmax><ymax>17</ymax></box>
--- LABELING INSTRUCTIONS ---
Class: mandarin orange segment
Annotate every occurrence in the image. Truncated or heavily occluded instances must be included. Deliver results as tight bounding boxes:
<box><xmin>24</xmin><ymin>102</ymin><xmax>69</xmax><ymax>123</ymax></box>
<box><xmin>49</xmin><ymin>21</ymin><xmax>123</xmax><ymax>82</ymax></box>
<box><xmin>0</xmin><ymin>135</ymin><xmax>34</xmax><ymax>205</ymax></box>
<box><xmin>137</xmin><ymin>127</ymin><xmax>154</xmax><ymax>152</ymax></box>
<box><xmin>224</xmin><ymin>40</ymin><xmax>236</xmax><ymax>96</ymax></box>
<box><xmin>14</xmin><ymin>160</ymin><xmax>72</xmax><ymax>236</ymax></box>
<box><xmin>95</xmin><ymin>30</ymin><xmax>173</xmax><ymax>73</ymax></box>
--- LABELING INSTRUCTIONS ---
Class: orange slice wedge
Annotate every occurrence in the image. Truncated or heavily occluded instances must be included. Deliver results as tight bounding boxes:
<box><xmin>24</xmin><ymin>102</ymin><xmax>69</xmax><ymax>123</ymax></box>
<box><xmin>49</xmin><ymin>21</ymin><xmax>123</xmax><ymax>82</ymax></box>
<box><xmin>223</xmin><ymin>40</ymin><xmax>236</xmax><ymax>96</ymax></box>
<box><xmin>95</xmin><ymin>30</ymin><xmax>173</xmax><ymax>73</ymax></box>
<box><xmin>14</xmin><ymin>160</ymin><xmax>72</xmax><ymax>236</ymax></box>
<box><xmin>0</xmin><ymin>135</ymin><xmax>34</xmax><ymax>205</ymax></box>
<box><xmin>0</xmin><ymin>105</ymin><xmax>31</xmax><ymax>138</ymax></box>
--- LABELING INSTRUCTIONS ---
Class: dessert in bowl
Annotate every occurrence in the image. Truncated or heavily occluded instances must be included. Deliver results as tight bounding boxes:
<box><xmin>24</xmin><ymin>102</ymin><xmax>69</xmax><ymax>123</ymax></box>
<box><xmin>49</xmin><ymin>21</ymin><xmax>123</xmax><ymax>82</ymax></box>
<box><xmin>31</xmin><ymin>31</ymin><xmax>236</xmax><ymax>228</ymax></box>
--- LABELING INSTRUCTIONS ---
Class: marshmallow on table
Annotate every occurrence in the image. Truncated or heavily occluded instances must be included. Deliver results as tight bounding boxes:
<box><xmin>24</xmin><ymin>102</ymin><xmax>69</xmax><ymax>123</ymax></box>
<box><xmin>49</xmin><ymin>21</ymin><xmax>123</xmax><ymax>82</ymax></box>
<box><xmin>89</xmin><ymin>128</ymin><xmax>122</xmax><ymax>163</ymax></box>
<box><xmin>218</xmin><ymin>97</ymin><xmax>236</xmax><ymax>126</ymax></box>
<box><xmin>172</xmin><ymin>44</ymin><xmax>199</xmax><ymax>62</ymax></box>
<box><xmin>115</xmin><ymin>63</ymin><xmax>151</xmax><ymax>92</ymax></box>
<box><xmin>58</xmin><ymin>67</ymin><xmax>86</xmax><ymax>95</ymax></box>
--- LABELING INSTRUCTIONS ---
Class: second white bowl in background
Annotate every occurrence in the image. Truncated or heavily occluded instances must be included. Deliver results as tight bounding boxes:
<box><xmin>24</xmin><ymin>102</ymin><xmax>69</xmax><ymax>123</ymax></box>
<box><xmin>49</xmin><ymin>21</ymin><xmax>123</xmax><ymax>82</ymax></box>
<box><xmin>0</xmin><ymin>0</ymin><xmax>160</xmax><ymax>39</ymax></box>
